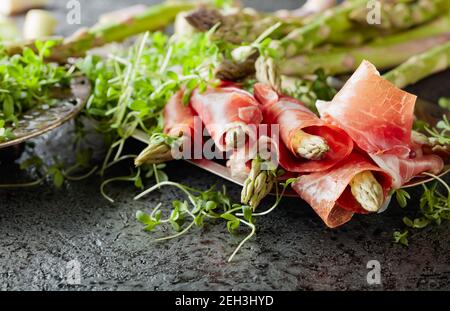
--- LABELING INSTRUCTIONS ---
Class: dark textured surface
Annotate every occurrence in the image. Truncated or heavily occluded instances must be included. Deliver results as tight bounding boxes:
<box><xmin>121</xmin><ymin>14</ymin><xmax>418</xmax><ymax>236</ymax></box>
<box><xmin>1</xmin><ymin>0</ymin><xmax>450</xmax><ymax>291</ymax></box>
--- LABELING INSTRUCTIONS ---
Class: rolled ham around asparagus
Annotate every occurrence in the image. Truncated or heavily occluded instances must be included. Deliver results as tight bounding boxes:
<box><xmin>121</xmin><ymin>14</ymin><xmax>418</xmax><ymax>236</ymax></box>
<box><xmin>317</xmin><ymin>60</ymin><xmax>444</xmax><ymax>188</ymax></box>
<box><xmin>163</xmin><ymin>89</ymin><xmax>203</xmax><ymax>160</ymax></box>
<box><xmin>253</xmin><ymin>83</ymin><xmax>353</xmax><ymax>173</ymax></box>
<box><xmin>164</xmin><ymin>89</ymin><xmax>197</xmax><ymax>139</ymax></box>
<box><xmin>293</xmin><ymin>152</ymin><xmax>393</xmax><ymax>228</ymax></box>
<box><xmin>190</xmin><ymin>86</ymin><xmax>263</xmax><ymax>152</ymax></box>
<box><xmin>135</xmin><ymin>89</ymin><xmax>199</xmax><ymax>166</ymax></box>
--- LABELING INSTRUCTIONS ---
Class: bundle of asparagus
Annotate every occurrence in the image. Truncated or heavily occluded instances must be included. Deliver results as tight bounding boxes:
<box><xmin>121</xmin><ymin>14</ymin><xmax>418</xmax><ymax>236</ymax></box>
<box><xmin>349</xmin><ymin>0</ymin><xmax>450</xmax><ymax>30</ymax></box>
<box><xmin>280</xmin><ymin>15</ymin><xmax>450</xmax><ymax>76</ymax></box>
<box><xmin>384</xmin><ymin>41</ymin><xmax>450</xmax><ymax>89</ymax></box>
<box><xmin>273</xmin><ymin>0</ymin><xmax>367</xmax><ymax>58</ymax></box>
<box><xmin>276</xmin><ymin>0</ymin><xmax>450</xmax><ymax>58</ymax></box>
<box><xmin>212</xmin><ymin>0</ymin><xmax>450</xmax><ymax>81</ymax></box>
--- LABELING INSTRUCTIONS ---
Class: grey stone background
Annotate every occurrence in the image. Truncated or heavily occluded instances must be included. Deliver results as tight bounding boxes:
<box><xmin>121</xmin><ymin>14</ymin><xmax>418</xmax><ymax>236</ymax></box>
<box><xmin>1</xmin><ymin>0</ymin><xmax>450</xmax><ymax>291</ymax></box>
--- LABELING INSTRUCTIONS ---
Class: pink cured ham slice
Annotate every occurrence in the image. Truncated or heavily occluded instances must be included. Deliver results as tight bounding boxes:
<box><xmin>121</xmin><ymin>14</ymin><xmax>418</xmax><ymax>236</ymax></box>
<box><xmin>164</xmin><ymin>90</ymin><xmax>198</xmax><ymax>138</ymax></box>
<box><xmin>254</xmin><ymin>83</ymin><xmax>353</xmax><ymax>173</ymax></box>
<box><xmin>293</xmin><ymin>153</ymin><xmax>393</xmax><ymax>228</ymax></box>
<box><xmin>317</xmin><ymin>60</ymin><xmax>416</xmax><ymax>154</ymax></box>
<box><xmin>317</xmin><ymin>60</ymin><xmax>444</xmax><ymax>188</ymax></box>
<box><xmin>190</xmin><ymin>86</ymin><xmax>263</xmax><ymax>151</ymax></box>
<box><xmin>370</xmin><ymin>151</ymin><xmax>444</xmax><ymax>188</ymax></box>
<box><xmin>163</xmin><ymin>90</ymin><xmax>204</xmax><ymax>160</ymax></box>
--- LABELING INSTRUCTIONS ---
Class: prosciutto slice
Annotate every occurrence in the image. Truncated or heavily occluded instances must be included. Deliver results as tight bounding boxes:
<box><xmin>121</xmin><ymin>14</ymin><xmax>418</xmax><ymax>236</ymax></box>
<box><xmin>317</xmin><ymin>60</ymin><xmax>444</xmax><ymax>188</ymax></box>
<box><xmin>164</xmin><ymin>90</ymin><xmax>198</xmax><ymax>138</ymax></box>
<box><xmin>370</xmin><ymin>151</ymin><xmax>443</xmax><ymax>188</ymax></box>
<box><xmin>190</xmin><ymin>86</ymin><xmax>263</xmax><ymax>151</ymax></box>
<box><xmin>293</xmin><ymin>153</ymin><xmax>393</xmax><ymax>228</ymax></box>
<box><xmin>254</xmin><ymin>83</ymin><xmax>353</xmax><ymax>173</ymax></box>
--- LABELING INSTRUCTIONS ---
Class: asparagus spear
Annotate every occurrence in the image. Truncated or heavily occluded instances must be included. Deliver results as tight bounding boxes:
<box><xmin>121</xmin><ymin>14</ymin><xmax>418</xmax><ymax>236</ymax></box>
<box><xmin>185</xmin><ymin>7</ymin><xmax>301</xmax><ymax>44</ymax></box>
<box><xmin>255</xmin><ymin>56</ymin><xmax>282</xmax><ymax>92</ymax></box>
<box><xmin>273</xmin><ymin>0</ymin><xmax>366</xmax><ymax>58</ymax></box>
<box><xmin>6</xmin><ymin>1</ymin><xmax>195</xmax><ymax>62</ymax></box>
<box><xmin>383</xmin><ymin>41</ymin><xmax>450</xmax><ymax>89</ymax></box>
<box><xmin>326</xmin><ymin>26</ymin><xmax>384</xmax><ymax>46</ymax></box>
<box><xmin>241</xmin><ymin>158</ymin><xmax>277</xmax><ymax>210</ymax></box>
<box><xmin>135</xmin><ymin>137</ymin><xmax>174</xmax><ymax>166</ymax></box>
<box><xmin>350</xmin><ymin>171</ymin><xmax>384</xmax><ymax>213</ymax></box>
<box><xmin>23</xmin><ymin>9</ymin><xmax>57</xmax><ymax>40</ymax></box>
<box><xmin>350</xmin><ymin>0</ymin><xmax>450</xmax><ymax>30</ymax></box>
<box><xmin>280</xmin><ymin>15</ymin><xmax>450</xmax><ymax>76</ymax></box>
<box><xmin>291</xmin><ymin>131</ymin><xmax>330</xmax><ymax>160</ymax></box>
<box><xmin>98</xmin><ymin>4</ymin><xmax>148</xmax><ymax>25</ymax></box>
<box><xmin>0</xmin><ymin>15</ymin><xmax>19</xmax><ymax>41</ymax></box>
<box><xmin>255</xmin><ymin>56</ymin><xmax>331</xmax><ymax>160</ymax></box>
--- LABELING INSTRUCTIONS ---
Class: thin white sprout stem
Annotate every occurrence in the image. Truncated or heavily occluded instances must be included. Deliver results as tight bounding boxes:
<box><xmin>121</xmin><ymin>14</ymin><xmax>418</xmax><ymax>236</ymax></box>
<box><xmin>113</xmin><ymin>32</ymin><xmax>148</xmax><ymax>128</ymax></box>
<box><xmin>160</xmin><ymin>46</ymin><xmax>173</xmax><ymax>74</ymax></box>
<box><xmin>0</xmin><ymin>178</ymin><xmax>44</xmax><ymax>188</ymax></box>
<box><xmin>107</xmin><ymin>54</ymin><xmax>130</xmax><ymax>66</ymax></box>
<box><xmin>153</xmin><ymin>221</ymin><xmax>196</xmax><ymax>242</ymax></box>
<box><xmin>254</xmin><ymin>22</ymin><xmax>282</xmax><ymax>46</ymax></box>
<box><xmin>64</xmin><ymin>166</ymin><xmax>99</xmax><ymax>181</ymax></box>
<box><xmin>134</xmin><ymin>181</ymin><xmax>196</xmax><ymax>206</ymax></box>
<box><xmin>228</xmin><ymin>219</ymin><xmax>256</xmax><ymax>263</ymax></box>
<box><xmin>423</xmin><ymin>172</ymin><xmax>450</xmax><ymax>194</ymax></box>
<box><xmin>100</xmin><ymin>169</ymin><xmax>141</xmax><ymax>203</ymax></box>
<box><xmin>153</xmin><ymin>164</ymin><xmax>160</xmax><ymax>186</ymax></box>
<box><xmin>63</xmin><ymin>163</ymin><xmax>81</xmax><ymax>176</ymax></box>
<box><xmin>101</xmin><ymin>139</ymin><xmax>124</xmax><ymax>174</ymax></box>
<box><xmin>114</xmin><ymin>139</ymin><xmax>125</xmax><ymax>161</ymax></box>
<box><xmin>103</xmin><ymin>155</ymin><xmax>137</xmax><ymax>171</ymax></box>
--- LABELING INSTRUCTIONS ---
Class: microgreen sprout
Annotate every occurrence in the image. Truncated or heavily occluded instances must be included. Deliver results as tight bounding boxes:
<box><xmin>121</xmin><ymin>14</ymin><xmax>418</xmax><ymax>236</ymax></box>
<box><xmin>230</xmin><ymin>22</ymin><xmax>282</xmax><ymax>63</ymax></box>
<box><xmin>134</xmin><ymin>176</ymin><xmax>295</xmax><ymax>262</ymax></box>
<box><xmin>0</xmin><ymin>40</ymin><xmax>70</xmax><ymax>141</ymax></box>
<box><xmin>394</xmin><ymin>173</ymin><xmax>450</xmax><ymax>246</ymax></box>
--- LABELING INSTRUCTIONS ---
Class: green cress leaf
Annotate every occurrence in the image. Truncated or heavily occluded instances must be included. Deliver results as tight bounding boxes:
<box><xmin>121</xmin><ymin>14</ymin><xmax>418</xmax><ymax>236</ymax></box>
<box><xmin>395</xmin><ymin>189</ymin><xmax>411</xmax><ymax>208</ymax></box>
<box><xmin>393</xmin><ymin>230</ymin><xmax>409</xmax><ymax>246</ymax></box>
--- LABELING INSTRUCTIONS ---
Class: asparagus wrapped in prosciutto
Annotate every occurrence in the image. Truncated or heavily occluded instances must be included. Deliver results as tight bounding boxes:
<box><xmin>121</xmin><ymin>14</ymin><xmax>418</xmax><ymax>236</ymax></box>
<box><xmin>190</xmin><ymin>86</ymin><xmax>263</xmax><ymax>152</ymax></box>
<box><xmin>293</xmin><ymin>60</ymin><xmax>445</xmax><ymax>228</ymax></box>
<box><xmin>317</xmin><ymin>60</ymin><xmax>444</xmax><ymax>189</ymax></box>
<box><xmin>293</xmin><ymin>152</ymin><xmax>393</xmax><ymax>228</ymax></box>
<box><xmin>135</xmin><ymin>89</ymin><xmax>199</xmax><ymax>166</ymax></box>
<box><xmin>253</xmin><ymin>83</ymin><xmax>353</xmax><ymax>173</ymax></box>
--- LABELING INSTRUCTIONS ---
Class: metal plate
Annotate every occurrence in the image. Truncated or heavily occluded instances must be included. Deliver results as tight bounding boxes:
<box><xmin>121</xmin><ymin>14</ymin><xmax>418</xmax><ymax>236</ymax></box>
<box><xmin>0</xmin><ymin>76</ymin><xmax>91</xmax><ymax>150</ymax></box>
